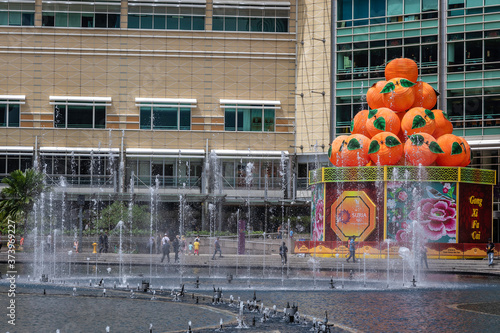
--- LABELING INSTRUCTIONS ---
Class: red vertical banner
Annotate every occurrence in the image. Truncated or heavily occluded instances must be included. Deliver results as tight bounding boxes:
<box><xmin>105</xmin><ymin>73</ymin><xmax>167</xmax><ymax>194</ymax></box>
<box><xmin>458</xmin><ymin>183</ymin><xmax>493</xmax><ymax>243</ymax></box>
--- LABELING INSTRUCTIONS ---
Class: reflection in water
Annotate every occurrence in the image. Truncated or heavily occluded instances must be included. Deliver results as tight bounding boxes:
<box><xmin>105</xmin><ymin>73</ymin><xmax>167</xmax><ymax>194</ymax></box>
<box><xmin>225</xmin><ymin>278</ymin><xmax>500</xmax><ymax>333</ymax></box>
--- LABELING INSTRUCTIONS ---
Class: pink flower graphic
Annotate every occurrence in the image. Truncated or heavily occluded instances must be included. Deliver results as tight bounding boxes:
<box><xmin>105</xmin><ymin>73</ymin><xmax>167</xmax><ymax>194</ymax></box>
<box><xmin>408</xmin><ymin>198</ymin><xmax>456</xmax><ymax>241</ymax></box>
<box><xmin>397</xmin><ymin>191</ymin><xmax>408</xmax><ymax>202</ymax></box>
<box><xmin>313</xmin><ymin>199</ymin><xmax>324</xmax><ymax>241</ymax></box>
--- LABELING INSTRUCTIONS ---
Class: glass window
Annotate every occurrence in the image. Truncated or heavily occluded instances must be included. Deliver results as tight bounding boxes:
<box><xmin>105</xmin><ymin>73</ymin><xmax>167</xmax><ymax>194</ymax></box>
<box><xmin>485</xmin><ymin>39</ymin><xmax>500</xmax><ymax>66</ymax></box>
<box><xmin>128</xmin><ymin>14</ymin><xmax>140</xmax><ymax>28</ymax></box>
<box><xmin>180</xmin><ymin>16</ymin><xmax>191</xmax><ymax>30</ymax></box>
<box><xmin>42</xmin><ymin>13</ymin><xmax>54</xmax><ymax>26</ymax></box>
<box><xmin>192</xmin><ymin>16</ymin><xmax>204</xmax><ymax>30</ymax></box>
<box><xmin>354</xmin><ymin>0</ymin><xmax>369</xmax><ymax>18</ymax></box>
<box><xmin>423</xmin><ymin>0</ymin><xmax>439</xmax><ymax>11</ymax></box>
<box><xmin>0</xmin><ymin>103</ymin><xmax>21</xmax><ymax>127</ymax></box>
<box><xmin>370</xmin><ymin>0</ymin><xmax>385</xmax><ymax>17</ymax></box>
<box><xmin>465</xmin><ymin>40</ymin><xmax>482</xmax><ymax>71</ymax></box>
<box><xmin>225</xmin><ymin>17</ymin><xmax>237</xmax><ymax>31</ymax></box>
<box><xmin>212</xmin><ymin>16</ymin><xmax>223</xmax><ymax>30</ymax></box>
<box><xmin>140</xmin><ymin>103</ymin><xmax>192</xmax><ymax>130</ymax></box>
<box><xmin>447</xmin><ymin>98</ymin><xmax>464</xmax><ymax>127</ymax></box>
<box><xmin>141</xmin><ymin>15</ymin><xmax>152</xmax><ymax>29</ymax></box>
<box><xmin>224</xmin><ymin>104</ymin><xmax>276</xmax><ymax>132</ymax></box>
<box><xmin>387</xmin><ymin>47</ymin><xmax>403</xmax><ymax>61</ymax></box>
<box><xmin>338</xmin><ymin>0</ymin><xmax>353</xmax><ymax>21</ymax></box>
<box><xmin>54</xmin><ymin>102</ymin><xmax>107</xmax><ymax>129</ymax></box>
<box><xmin>464</xmin><ymin>96</ymin><xmax>482</xmax><ymax>127</ymax></box>
<box><xmin>405</xmin><ymin>0</ymin><xmax>420</xmax><ymax>14</ymax></box>
<box><xmin>388</xmin><ymin>0</ymin><xmax>403</xmax><ymax>16</ymax></box>
<box><xmin>81</xmin><ymin>13</ymin><xmax>94</xmax><ymax>28</ymax></box>
<box><xmin>484</xmin><ymin>96</ymin><xmax>500</xmax><ymax>126</ymax></box>
<box><xmin>95</xmin><ymin>13</ymin><xmax>107</xmax><ymax>28</ymax></box>
<box><xmin>167</xmin><ymin>15</ymin><xmax>179</xmax><ymax>29</ymax></box>
<box><xmin>448</xmin><ymin>42</ymin><xmax>464</xmax><ymax>72</ymax></box>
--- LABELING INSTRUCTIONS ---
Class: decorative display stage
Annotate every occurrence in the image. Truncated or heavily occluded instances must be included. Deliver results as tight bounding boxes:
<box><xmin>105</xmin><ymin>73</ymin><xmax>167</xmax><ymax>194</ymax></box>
<box><xmin>296</xmin><ymin>166</ymin><xmax>496</xmax><ymax>259</ymax></box>
<box><xmin>296</xmin><ymin>58</ymin><xmax>497</xmax><ymax>259</ymax></box>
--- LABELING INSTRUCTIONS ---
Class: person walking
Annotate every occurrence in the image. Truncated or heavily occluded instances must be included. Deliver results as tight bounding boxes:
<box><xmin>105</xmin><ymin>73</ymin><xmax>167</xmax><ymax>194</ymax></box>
<box><xmin>147</xmin><ymin>236</ymin><xmax>155</xmax><ymax>254</ymax></box>
<box><xmin>194</xmin><ymin>238</ymin><xmax>200</xmax><ymax>256</ymax></box>
<box><xmin>212</xmin><ymin>237</ymin><xmax>222</xmax><ymax>259</ymax></box>
<box><xmin>160</xmin><ymin>233</ymin><xmax>171</xmax><ymax>263</ymax></box>
<box><xmin>98</xmin><ymin>231</ymin><xmax>105</xmax><ymax>253</ymax></box>
<box><xmin>103</xmin><ymin>232</ymin><xmax>109</xmax><ymax>253</ymax></box>
<box><xmin>346</xmin><ymin>237</ymin><xmax>356</xmax><ymax>263</ymax></box>
<box><xmin>46</xmin><ymin>234</ymin><xmax>52</xmax><ymax>252</ymax></box>
<box><xmin>173</xmin><ymin>235</ymin><xmax>180</xmax><ymax>263</ymax></box>
<box><xmin>420</xmin><ymin>243</ymin><xmax>429</xmax><ymax>269</ymax></box>
<box><xmin>279</xmin><ymin>242</ymin><xmax>288</xmax><ymax>264</ymax></box>
<box><xmin>487</xmin><ymin>238</ymin><xmax>495</xmax><ymax>267</ymax></box>
<box><xmin>180</xmin><ymin>235</ymin><xmax>187</xmax><ymax>254</ymax></box>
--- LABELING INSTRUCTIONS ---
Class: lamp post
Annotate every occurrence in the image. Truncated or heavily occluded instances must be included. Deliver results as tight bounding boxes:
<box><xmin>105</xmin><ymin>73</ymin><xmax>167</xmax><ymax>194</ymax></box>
<box><xmin>77</xmin><ymin>195</ymin><xmax>85</xmax><ymax>252</ymax></box>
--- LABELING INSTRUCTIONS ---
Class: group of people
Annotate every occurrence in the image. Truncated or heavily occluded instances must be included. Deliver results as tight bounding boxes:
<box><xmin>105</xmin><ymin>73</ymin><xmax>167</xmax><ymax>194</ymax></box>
<box><xmin>159</xmin><ymin>234</ymin><xmax>202</xmax><ymax>263</ymax></box>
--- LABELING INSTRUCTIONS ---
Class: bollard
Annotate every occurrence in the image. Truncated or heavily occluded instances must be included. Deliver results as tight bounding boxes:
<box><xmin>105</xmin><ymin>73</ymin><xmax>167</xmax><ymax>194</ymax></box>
<box><xmin>92</xmin><ymin>242</ymin><xmax>98</xmax><ymax>254</ymax></box>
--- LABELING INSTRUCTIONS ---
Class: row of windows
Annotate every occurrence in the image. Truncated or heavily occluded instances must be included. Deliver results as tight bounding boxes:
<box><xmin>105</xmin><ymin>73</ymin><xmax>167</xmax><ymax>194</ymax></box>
<box><xmin>0</xmin><ymin>11</ymin><xmax>34</xmax><ymax>26</ymax></box>
<box><xmin>447</xmin><ymin>35</ymin><xmax>500</xmax><ymax>72</ymax></box>
<box><xmin>0</xmin><ymin>154</ymin><xmax>288</xmax><ymax>191</ymax></box>
<box><xmin>337</xmin><ymin>0</ymin><xmax>500</xmax><ymax>27</ymax></box>
<box><xmin>337</xmin><ymin>35</ymin><xmax>438</xmax><ymax>50</ymax></box>
<box><xmin>336</xmin><ymin>32</ymin><xmax>500</xmax><ymax>81</ymax></box>
<box><xmin>42</xmin><ymin>155</ymin><xmax>115</xmax><ymax>177</ymax></box>
<box><xmin>128</xmin><ymin>14</ymin><xmax>204</xmax><ymax>31</ymax></box>
<box><xmin>42</xmin><ymin>12</ymin><xmax>120</xmax><ymax>28</ymax></box>
<box><xmin>0</xmin><ymin>3</ymin><xmax>289</xmax><ymax>32</ymax></box>
<box><xmin>0</xmin><ymin>155</ymin><xmax>32</xmax><ymax>175</ymax></box>
<box><xmin>337</xmin><ymin>0</ymin><xmax>438</xmax><ymax>27</ymax></box>
<box><xmin>127</xmin><ymin>158</ymin><xmax>202</xmax><ymax>188</ymax></box>
<box><xmin>1</xmin><ymin>100</ymin><xmax>278</xmax><ymax>133</ymax></box>
<box><xmin>337</xmin><ymin>42</ymin><xmax>438</xmax><ymax>80</ymax></box>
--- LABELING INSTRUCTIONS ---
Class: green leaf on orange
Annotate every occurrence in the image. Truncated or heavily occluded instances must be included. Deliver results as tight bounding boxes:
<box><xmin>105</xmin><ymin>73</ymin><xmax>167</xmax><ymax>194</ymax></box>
<box><xmin>350</xmin><ymin>119</ymin><xmax>354</xmax><ymax>132</ymax></box>
<box><xmin>368</xmin><ymin>140</ymin><xmax>380</xmax><ymax>154</ymax></box>
<box><xmin>400</xmin><ymin>79</ymin><xmax>416</xmax><ymax>88</ymax></box>
<box><xmin>347</xmin><ymin>138</ymin><xmax>361</xmax><ymax>151</ymax></box>
<box><xmin>429</xmin><ymin>142</ymin><xmax>445</xmax><ymax>154</ymax></box>
<box><xmin>385</xmin><ymin>136</ymin><xmax>401</xmax><ymax>148</ymax></box>
<box><xmin>328</xmin><ymin>145</ymin><xmax>332</xmax><ymax>158</ymax></box>
<box><xmin>451</xmin><ymin>142</ymin><xmax>463</xmax><ymax>155</ymax></box>
<box><xmin>373</xmin><ymin>117</ymin><xmax>386</xmax><ymax>131</ymax></box>
<box><xmin>368</xmin><ymin>109</ymin><xmax>378</xmax><ymax>119</ymax></box>
<box><xmin>409</xmin><ymin>134</ymin><xmax>425</xmax><ymax>146</ymax></box>
<box><xmin>424</xmin><ymin>109</ymin><xmax>435</xmax><ymax>120</ymax></box>
<box><xmin>411</xmin><ymin>115</ymin><xmax>426</xmax><ymax>129</ymax></box>
<box><xmin>380</xmin><ymin>82</ymin><xmax>395</xmax><ymax>94</ymax></box>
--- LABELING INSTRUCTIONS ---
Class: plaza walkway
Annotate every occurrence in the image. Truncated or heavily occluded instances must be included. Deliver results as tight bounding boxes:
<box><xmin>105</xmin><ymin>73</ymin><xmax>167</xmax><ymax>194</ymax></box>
<box><xmin>2</xmin><ymin>250</ymin><xmax>499</xmax><ymax>277</ymax></box>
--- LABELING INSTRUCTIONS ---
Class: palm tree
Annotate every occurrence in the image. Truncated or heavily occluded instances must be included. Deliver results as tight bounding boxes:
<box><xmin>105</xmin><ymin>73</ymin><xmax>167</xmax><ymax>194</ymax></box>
<box><xmin>0</xmin><ymin>168</ymin><xmax>47</xmax><ymax>232</ymax></box>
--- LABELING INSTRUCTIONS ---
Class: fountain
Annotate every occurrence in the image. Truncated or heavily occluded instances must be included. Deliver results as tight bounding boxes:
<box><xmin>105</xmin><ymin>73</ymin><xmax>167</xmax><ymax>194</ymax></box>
<box><xmin>1</xmin><ymin>76</ymin><xmax>498</xmax><ymax>332</ymax></box>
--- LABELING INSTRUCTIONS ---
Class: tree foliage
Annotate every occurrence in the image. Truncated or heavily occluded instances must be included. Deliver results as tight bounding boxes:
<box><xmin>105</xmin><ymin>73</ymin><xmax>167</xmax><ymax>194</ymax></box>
<box><xmin>0</xmin><ymin>169</ymin><xmax>47</xmax><ymax>232</ymax></box>
<box><xmin>97</xmin><ymin>201</ymin><xmax>151</xmax><ymax>232</ymax></box>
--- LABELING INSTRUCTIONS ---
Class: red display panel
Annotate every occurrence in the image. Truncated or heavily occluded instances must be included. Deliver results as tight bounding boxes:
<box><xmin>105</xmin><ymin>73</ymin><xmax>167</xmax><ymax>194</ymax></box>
<box><xmin>458</xmin><ymin>183</ymin><xmax>492</xmax><ymax>243</ymax></box>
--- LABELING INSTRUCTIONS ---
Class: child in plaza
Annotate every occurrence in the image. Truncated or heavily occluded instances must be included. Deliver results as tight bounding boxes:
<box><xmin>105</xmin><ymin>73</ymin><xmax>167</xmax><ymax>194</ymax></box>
<box><xmin>194</xmin><ymin>239</ymin><xmax>200</xmax><ymax>255</ymax></box>
<box><xmin>188</xmin><ymin>241</ymin><xmax>193</xmax><ymax>255</ymax></box>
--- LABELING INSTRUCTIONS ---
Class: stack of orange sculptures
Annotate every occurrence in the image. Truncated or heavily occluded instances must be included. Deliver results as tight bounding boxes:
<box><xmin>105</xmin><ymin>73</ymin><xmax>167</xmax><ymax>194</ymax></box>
<box><xmin>329</xmin><ymin>58</ymin><xmax>471</xmax><ymax>167</ymax></box>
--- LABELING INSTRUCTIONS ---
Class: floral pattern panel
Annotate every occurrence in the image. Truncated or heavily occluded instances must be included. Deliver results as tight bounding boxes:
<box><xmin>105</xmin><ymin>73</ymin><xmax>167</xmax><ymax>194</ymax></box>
<box><xmin>311</xmin><ymin>184</ymin><xmax>324</xmax><ymax>241</ymax></box>
<box><xmin>387</xmin><ymin>182</ymin><xmax>457</xmax><ymax>243</ymax></box>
